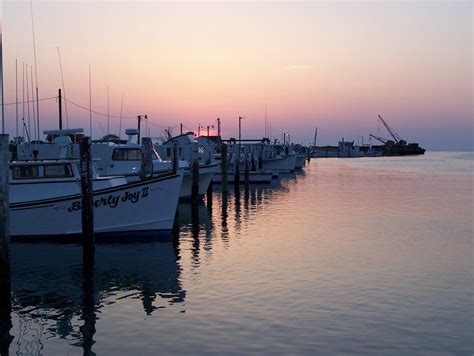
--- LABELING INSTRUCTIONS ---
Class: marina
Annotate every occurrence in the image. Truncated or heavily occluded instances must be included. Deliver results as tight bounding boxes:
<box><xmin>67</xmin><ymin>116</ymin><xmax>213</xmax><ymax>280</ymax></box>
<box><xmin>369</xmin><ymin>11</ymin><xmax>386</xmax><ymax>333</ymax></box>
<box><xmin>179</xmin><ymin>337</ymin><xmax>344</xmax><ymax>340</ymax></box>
<box><xmin>1</xmin><ymin>151</ymin><xmax>473</xmax><ymax>354</ymax></box>
<box><xmin>0</xmin><ymin>1</ymin><xmax>472</xmax><ymax>355</ymax></box>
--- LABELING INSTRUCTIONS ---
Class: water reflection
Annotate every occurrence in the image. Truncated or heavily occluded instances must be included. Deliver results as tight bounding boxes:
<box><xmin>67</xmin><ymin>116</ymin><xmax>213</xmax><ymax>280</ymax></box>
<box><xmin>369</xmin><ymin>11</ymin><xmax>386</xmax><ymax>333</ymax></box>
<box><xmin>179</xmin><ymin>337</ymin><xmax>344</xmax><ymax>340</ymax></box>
<box><xmin>0</xmin><ymin>247</ymin><xmax>13</xmax><ymax>356</ymax></box>
<box><xmin>7</xmin><ymin>241</ymin><xmax>185</xmax><ymax>354</ymax></box>
<box><xmin>1</xmin><ymin>174</ymin><xmax>300</xmax><ymax>354</ymax></box>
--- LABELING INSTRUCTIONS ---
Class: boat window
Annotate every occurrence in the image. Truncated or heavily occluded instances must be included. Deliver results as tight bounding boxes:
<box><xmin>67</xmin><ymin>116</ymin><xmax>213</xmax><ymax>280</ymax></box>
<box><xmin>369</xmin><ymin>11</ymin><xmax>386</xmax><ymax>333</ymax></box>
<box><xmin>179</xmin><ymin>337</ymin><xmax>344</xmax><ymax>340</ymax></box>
<box><xmin>44</xmin><ymin>164</ymin><xmax>73</xmax><ymax>178</ymax></box>
<box><xmin>112</xmin><ymin>148</ymin><xmax>143</xmax><ymax>161</ymax></box>
<box><xmin>166</xmin><ymin>147</ymin><xmax>171</xmax><ymax>157</ymax></box>
<box><xmin>12</xmin><ymin>165</ymin><xmax>39</xmax><ymax>179</ymax></box>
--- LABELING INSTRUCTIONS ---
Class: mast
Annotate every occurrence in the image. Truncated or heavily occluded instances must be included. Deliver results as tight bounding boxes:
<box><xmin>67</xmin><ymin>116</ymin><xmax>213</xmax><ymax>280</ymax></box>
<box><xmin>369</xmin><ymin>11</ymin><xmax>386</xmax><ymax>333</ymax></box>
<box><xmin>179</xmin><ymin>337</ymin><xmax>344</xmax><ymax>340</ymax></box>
<box><xmin>119</xmin><ymin>92</ymin><xmax>124</xmax><ymax>139</ymax></box>
<box><xmin>58</xmin><ymin>88</ymin><xmax>62</xmax><ymax>129</ymax></box>
<box><xmin>26</xmin><ymin>66</ymin><xmax>31</xmax><ymax>140</ymax></box>
<box><xmin>107</xmin><ymin>86</ymin><xmax>110</xmax><ymax>137</ymax></box>
<box><xmin>30</xmin><ymin>66</ymin><xmax>36</xmax><ymax>140</ymax></box>
<box><xmin>31</xmin><ymin>0</ymin><xmax>40</xmax><ymax>141</ymax></box>
<box><xmin>22</xmin><ymin>63</ymin><xmax>25</xmax><ymax>138</ymax></box>
<box><xmin>264</xmin><ymin>99</ymin><xmax>267</xmax><ymax>138</ymax></box>
<box><xmin>57</xmin><ymin>47</ymin><xmax>69</xmax><ymax>128</ymax></box>
<box><xmin>15</xmin><ymin>59</ymin><xmax>18</xmax><ymax>138</ymax></box>
<box><xmin>89</xmin><ymin>65</ymin><xmax>92</xmax><ymax>138</ymax></box>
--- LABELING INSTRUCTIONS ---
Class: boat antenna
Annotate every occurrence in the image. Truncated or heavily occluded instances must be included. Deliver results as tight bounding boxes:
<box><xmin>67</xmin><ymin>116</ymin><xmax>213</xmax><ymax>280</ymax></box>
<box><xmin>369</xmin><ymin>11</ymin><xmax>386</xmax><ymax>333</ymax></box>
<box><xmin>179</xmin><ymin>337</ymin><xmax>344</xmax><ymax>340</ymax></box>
<box><xmin>26</xmin><ymin>66</ymin><xmax>31</xmax><ymax>141</ymax></box>
<box><xmin>30</xmin><ymin>0</ymin><xmax>41</xmax><ymax>140</ymax></box>
<box><xmin>264</xmin><ymin>98</ymin><xmax>267</xmax><ymax>138</ymax></box>
<box><xmin>57</xmin><ymin>46</ymin><xmax>69</xmax><ymax>128</ymax></box>
<box><xmin>107</xmin><ymin>85</ymin><xmax>110</xmax><ymax>138</ymax></box>
<box><xmin>89</xmin><ymin>64</ymin><xmax>92</xmax><ymax>138</ymax></box>
<box><xmin>22</xmin><ymin>118</ymin><xmax>30</xmax><ymax>142</ymax></box>
<box><xmin>30</xmin><ymin>66</ymin><xmax>36</xmax><ymax>140</ymax></box>
<box><xmin>15</xmin><ymin>59</ymin><xmax>19</xmax><ymax>138</ymax></box>
<box><xmin>119</xmin><ymin>92</ymin><xmax>123</xmax><ymax>138</ymax></box>
<box><xmin>22</xmin><ymin>62</ymin><xmax>25</xmax><ymax>138</ymax></box>
<box><xmin>98</xmin><ymin>122</ymin><xmax>105</xmax><ymax>137</ymax></box>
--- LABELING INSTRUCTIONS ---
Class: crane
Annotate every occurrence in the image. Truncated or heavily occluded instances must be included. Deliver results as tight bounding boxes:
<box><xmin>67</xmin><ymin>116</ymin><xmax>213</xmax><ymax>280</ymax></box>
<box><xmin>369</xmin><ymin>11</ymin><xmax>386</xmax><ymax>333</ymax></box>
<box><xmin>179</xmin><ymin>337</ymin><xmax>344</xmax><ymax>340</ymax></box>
<box><xmin>369</xmin><ymin>133</ymin><xmax>388</xmax><ymax>144</ymax></box>
<box><xmin>378</xmin><ymin>114</ymin><xmax>402</xmax><ymax>143</ymax></box>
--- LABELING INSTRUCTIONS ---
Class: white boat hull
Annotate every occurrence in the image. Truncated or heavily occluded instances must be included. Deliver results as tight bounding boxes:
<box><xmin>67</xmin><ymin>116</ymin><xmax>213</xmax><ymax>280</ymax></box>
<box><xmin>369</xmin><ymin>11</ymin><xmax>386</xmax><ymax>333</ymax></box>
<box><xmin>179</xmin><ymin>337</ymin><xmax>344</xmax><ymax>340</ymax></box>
<box><xmin>179</xmin><ymin>164</ymin><xmax>217</xmax><ymax>199</ymax></box>
<box><xmin>295</xmin><ymin>155</ymin><xmax>306</xmax><ymax>169</ymax></box>
<box><xmin>10</xmin><ymin>173</ymin><xmax>183</xmax><ymax>239</ymax></box>
<box><xmin>262</xmin><ymin>155</ymin><xmax>297</xmax><ymax>173</ymax></box>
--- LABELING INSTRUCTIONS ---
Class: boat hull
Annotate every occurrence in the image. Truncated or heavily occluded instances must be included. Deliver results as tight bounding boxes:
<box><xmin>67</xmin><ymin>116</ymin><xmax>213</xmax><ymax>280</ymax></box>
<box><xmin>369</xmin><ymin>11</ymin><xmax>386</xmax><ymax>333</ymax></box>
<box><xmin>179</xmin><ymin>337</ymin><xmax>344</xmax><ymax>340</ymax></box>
<box><xmin>295</xmin><ymin>155</ymin><xmax>306</xmax><ymax>169</ymax></box>
<box><xmin>10</xmin><ymin>173</ymin><xmax>183</xmax><ymax>239</ymax></box>
<box><xmin>179</xmin><ymin>163</ymin><xmax>218</xmax><ymax>200</ymax></box>
<box><xmin>262</xmin><ymin>155</ymin><xmax>297</xmax><ymax>173</ymax></box>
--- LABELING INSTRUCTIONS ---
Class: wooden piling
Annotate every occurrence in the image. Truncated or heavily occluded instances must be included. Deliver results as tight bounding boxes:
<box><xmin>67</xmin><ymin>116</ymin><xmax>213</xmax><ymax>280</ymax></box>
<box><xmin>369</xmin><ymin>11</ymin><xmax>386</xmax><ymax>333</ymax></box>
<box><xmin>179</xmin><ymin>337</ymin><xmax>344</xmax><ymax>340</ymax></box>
<box><xmin>207</xmin><ymin>180</ymin><xmax>213</xmax><ymax>209</ymax></box>
<box><xmin>234</xmin><ymin>151</ymin><xmax>240</xmax><ymax>186</ymax></box>
<box><xmin>221</xmin><ymin>143</ymin><xmax>228</xmax><ymax>192</ymax></box>
<box><xmin>80</xmin><ymin>137</ymin><xmax>94</xmax><ymax>249</ymax></box>
<box><xmin>81</xmin><ymin>249</ymin><xmax>96</xmax><ymax>355</ymax></box>
<box><xmin>172</xmin><ymin>143</ymin><xmax>178</xmax><ymax>173</ymax></box>
<box><xmin>191</xmin><ymin>161</ymin><xmax>200</xmax><ymax>203</ymax></box>
<box><xmin>0</xmin><ymin>134</ymin><xmax>12</xmax><ymax>356</ymax></box>
<box><xmin>244</xmin><ymin>155</ymin><xmax>250</xmax><ymax>189</ymax></box>
<box><xmin>141</xmin><ymin>137</ymin><xmax>153</xmax><ymax>179</ymax></box>
<box><xmin>0</xmin><ymin>134</ymin><xmax>10</xmax><ymax>267</ymax></box>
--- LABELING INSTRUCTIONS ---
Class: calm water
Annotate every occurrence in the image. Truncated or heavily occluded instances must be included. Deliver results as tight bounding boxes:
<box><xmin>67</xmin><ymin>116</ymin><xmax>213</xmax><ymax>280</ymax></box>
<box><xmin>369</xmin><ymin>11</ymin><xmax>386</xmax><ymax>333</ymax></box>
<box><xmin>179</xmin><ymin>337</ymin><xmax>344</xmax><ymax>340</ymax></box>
<box><xmin>2</xmin><ymin>151</ymin><xmax>473</xmax><ymax>355</ymax></box>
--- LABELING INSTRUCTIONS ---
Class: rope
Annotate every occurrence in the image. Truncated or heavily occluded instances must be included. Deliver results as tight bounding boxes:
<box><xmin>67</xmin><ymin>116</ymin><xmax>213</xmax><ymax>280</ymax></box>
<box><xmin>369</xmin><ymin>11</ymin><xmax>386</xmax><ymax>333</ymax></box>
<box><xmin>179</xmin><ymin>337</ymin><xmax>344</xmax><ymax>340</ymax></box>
<box><xmin>3</xmin><ymin>96</ymin><xmax>56</xmax><ymax>106</ymax></box>
<box><xmin>63</xmin><ymin>97</ymin><xmax>137</xmax><ymax>120</ymax></box>
<box><xmin>3</xmin><ymin>95</ymin><xmax>183</xmax><ymax>132</ymax></box>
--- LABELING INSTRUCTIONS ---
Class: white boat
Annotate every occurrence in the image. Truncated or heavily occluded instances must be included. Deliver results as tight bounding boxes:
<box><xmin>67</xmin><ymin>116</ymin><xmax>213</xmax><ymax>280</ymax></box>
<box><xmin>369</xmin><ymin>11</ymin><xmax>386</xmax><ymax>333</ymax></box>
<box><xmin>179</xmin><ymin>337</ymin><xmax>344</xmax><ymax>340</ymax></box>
<box><xmin>227</xmin><ymin>140</ymin><xmax>297</xmax><ymax>173</ymax></box>
<box><xmin>16</xmin><ymin>128</ymin><xmax>198</xmax><ymax>199</ymax></box>
<box><xmin>155</xmin><ymin>132</ymin><xmax>218</xmax><ymax>199</ymax></box>
<box><xmin>9</xmin><ymin>159</ymin><xmax>183</xmax><ymax>239</ymax></box>
<box><xmin>295</xmin><ymin>155</ymin><xmax>306</xmax><ymax>169</ymax></box>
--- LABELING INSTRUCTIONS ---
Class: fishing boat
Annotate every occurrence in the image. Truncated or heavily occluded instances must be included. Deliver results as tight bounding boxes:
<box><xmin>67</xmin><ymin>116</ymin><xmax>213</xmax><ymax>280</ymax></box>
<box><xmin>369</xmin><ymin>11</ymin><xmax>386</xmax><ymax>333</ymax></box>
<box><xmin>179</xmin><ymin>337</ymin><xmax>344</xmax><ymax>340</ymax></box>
<box><xmin>155</xmin><ymin>132</ymin><xmax>218</xmax><ymax>199</ymax></box>
<box><xmin>16</xmin><ymin>128</ymin><xmax>198</xmax><ymax>199</ymax></box>
<box><xmin>9</xmin><ymin>159</ymin><xmax>183</xmax><ymax>239</ymax></box>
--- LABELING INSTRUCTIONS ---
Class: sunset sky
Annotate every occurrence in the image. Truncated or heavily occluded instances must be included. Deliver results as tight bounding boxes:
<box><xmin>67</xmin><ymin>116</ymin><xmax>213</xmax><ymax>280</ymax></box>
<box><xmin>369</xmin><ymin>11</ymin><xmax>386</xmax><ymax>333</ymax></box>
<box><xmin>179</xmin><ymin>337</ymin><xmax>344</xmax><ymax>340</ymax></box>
<box><xmin>2</xmin><ymin>1</ymin><xmax>473</xmax><ymax>149</ymax></box>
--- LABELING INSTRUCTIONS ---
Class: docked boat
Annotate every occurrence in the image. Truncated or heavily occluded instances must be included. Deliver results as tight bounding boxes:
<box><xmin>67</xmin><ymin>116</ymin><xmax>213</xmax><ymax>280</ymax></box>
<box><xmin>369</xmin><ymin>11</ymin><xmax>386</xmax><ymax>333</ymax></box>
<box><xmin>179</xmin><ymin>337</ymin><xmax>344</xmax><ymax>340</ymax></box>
<box><xmin>312</xmin><ymin>139</ymin><xmax>382</xmax><ymax>158</ymax></box>
<box><xmin>155</xmin><ymin>132</ymin><xmax>218</xmax><ymax>199</ymax></box>
<box><xmin>9</xmin><ymin>158</ymin><xmax>183</xmax><ymax>239</ymax></box>
<box><xmin>16</xmin><ymin>128</ymin><xmax>203</xmax><ymax>199</ymax></box>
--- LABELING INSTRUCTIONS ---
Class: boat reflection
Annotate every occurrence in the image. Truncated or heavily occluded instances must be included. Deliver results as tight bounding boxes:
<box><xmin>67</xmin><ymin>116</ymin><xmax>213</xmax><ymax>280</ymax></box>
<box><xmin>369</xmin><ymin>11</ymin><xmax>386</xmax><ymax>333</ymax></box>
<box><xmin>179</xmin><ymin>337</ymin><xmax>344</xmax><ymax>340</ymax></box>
<box><xmin>1</xmin><ymin>173</ymin><xmax>301</xmax><ymax>354</ymax></box>
<box><xmin>6</xmin><ymin>241</ymin><xmax>184</xmax><ymax>354</ymax></box>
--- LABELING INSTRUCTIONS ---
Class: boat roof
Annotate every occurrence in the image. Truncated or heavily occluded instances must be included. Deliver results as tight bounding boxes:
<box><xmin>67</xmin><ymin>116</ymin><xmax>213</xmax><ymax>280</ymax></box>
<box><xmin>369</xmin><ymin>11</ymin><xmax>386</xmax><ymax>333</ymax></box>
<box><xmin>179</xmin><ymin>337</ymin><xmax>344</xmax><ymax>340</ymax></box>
<box><xmin>10</xmin><ymin>159</ymin><xmax>81</xmax><ymax>165</ymax></box>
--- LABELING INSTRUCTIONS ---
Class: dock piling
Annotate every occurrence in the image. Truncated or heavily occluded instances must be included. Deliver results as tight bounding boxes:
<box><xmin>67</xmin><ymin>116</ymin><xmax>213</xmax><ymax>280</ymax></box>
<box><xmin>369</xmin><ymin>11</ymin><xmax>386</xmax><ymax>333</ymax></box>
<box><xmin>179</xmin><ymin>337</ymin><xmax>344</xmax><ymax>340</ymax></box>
<box><xmin>234</xmin><ymin>154</ymin><xmax>240</xmax><ymax>187</ymax></box>
<box><xmin>244</xmin><ymin>155</ymin><xmax>250</xmax><ymax>189</ymax></box>
<box><xmin>141</xmin><ymin>137</ymin><xmax>153</xmax><ymax>179</ymax></box>
<box><xmin>207</xmin><ymin>180</ymin><xmax>213</xmax><ymax>209</ymax></box>
<box><xmin>221</xmin><ymin>143</ymin><xmax>228</xmax><ymax>192</ymax></box>
<box><xmin>80</xmin><ymin>137</ymin><xmax>94</xmax><ymax>250</ymax></box>
<box><xmin>172</xmin><ymin>143</ymin><xmax>178</xmax><ymax>173</ymax></box>
<box><xmin>0</xmin><ymin>134</ymin><xmax>10</xmax><ymax>270</ymax></box>
<box><xmin>191</xmin><ymin>161</ymin><xmax>200</xmax><ymax>203</ymax></box>
<box><xmin>0</xmin><ymin>134</ymin><xmax>12</xmax><ymax>355</ymax></box>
